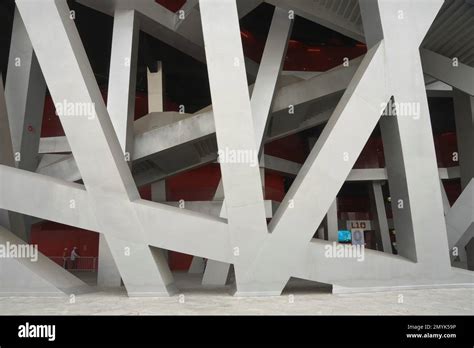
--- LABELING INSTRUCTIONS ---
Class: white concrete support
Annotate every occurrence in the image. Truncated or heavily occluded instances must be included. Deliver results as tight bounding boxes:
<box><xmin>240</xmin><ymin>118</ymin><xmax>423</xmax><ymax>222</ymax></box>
<box><xmin>0</xmin><ymin>164</ymin><xmax>232</xmax><ymax>263</ymax></box>
<box><xmin>421</xmin><ymin>49</ymin><xmax>474</xmax><ymax>96</ymax></box>
<box><xmin>445</xmin><ymin>180</ymin><xmax>474</xmax><ymax>266</ymax></box>
<box><xmin>107</xmin><ymin>8</ymin><xmax>139</xmax><ymax>157</ymax></box>
<box><xmin>369</xmin><ymin>181</ymin><xmax>392</xmax><ymax>253</ymax></box>
<box><xmin>2</xmin><ymin>0</ymin><xmax>472</xmax><ymax>299</ymax></box>
<box><xmin>5</xmin><ymin>7</ymin><xmax>46</xmax><ymax>172</ymax></box>
<box><xmin>151</xmin><ymin>180</ymin><xmax>169</xmax><ymax>262</ymax></box>
<box><xmin>3</xmin><ymin>8</ymin><xmax>46</xmax><ymax>242</ymax></box>
<box><xmin>452</xmin><ymin>88</ymin><xmax>474</xmax><ymax>268</ymax></box>
<box><xmin>200</xmin><ymin>4</ymin><xmax>293</xmax><ymax>288</ymax></box>
<box><xmin>325</xmin><ymin>199</ymin><xmax>338</xmax><ymax>242</ymax></box>
<box><xmin>151</xmin><ymin>180</ymin><xmax>166</xmax><ymax>202</ymax></box>
<box><xmin>1</xmin><ymin>77</ymin><xmax>27</xmax><ymax>243</ymax></box>
<box><xmin>199</xmin><ymin>177</ymin><xmax>231</xmax><ymax>283</ymax></box>
<box><xmin>251</xmin><ymin>7</ymin><xmax>293</xmax><ymax>150</ymax></box>
<box><xmin>453</xmin><ymin>89</ymin><xmax>474</xmax><ymax>190</ymax></box>
<box><xmin>0</xmin><ymin>76</ymin><xmax>19</xmax><ymax>233</ymax></box>
<box><xmin>360</xmin><ymin>0</ymin><xmax>451</xmax><ymax>267</ymax></box>
<box><xmin>99</xmin><ymin>9</ymin><xmax>140</xmax><ymax>289</ymax></box>
<box><xmin>202</xmin><ymin>260</ymin><xmax>230</xmax><ymax>286</ymax></box>
<box><xmin>97</xmin><ymin>234</ymin><xmax>121</xmax><ymax>288</ymax></box>
<box><xmin>200</xmin><ymin>0</ymin><xmax>269</xmax><ymax>294</ymax></box>
<box><xmin>188</xmin><ymin>256</ymin><xmax>206</xmax><ymax>274</ymax></box>
<box><xmin>147</xmin><ymin>61</ymin><xmax>164</xmax><ymax>113</ymax></box>
<box><xmin>16</xmin><ymin>0</ymin><xmax>176</xmax><ymax>296</ymax></box>
<box><xmin>440</xmin><ymin>180</ymin><xmax>451</xmax><ymax>214</ymax></box>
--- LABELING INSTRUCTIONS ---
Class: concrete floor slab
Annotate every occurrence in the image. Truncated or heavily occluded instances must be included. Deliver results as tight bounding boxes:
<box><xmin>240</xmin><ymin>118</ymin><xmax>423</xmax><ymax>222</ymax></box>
<box><xmin>0</xmin><ymin>272</ymin><xmax>472</xmax><ymax>315</ymax></box>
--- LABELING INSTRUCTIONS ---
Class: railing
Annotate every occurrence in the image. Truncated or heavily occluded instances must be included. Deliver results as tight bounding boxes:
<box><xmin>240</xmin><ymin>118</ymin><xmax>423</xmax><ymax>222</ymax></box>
<box><xmin>49</xmin><ymin>256</ymin><xmax>97</xmax><ymax>272</ymax></box>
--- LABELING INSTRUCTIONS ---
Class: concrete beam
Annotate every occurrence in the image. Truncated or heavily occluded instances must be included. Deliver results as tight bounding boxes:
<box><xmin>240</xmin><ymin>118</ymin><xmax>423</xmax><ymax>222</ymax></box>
<box><xmin>421</xmin><ymin>49</ymin><xmax>474</xmax><ymax>96</ymax></box>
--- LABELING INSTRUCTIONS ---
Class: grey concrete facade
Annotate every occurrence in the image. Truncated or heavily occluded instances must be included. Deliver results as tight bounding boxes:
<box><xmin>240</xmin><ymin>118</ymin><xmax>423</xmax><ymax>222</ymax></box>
<box><xmin>0</xmin><ymin>0</ymin><xmax>473</xmax><ymax>298</ymax></box>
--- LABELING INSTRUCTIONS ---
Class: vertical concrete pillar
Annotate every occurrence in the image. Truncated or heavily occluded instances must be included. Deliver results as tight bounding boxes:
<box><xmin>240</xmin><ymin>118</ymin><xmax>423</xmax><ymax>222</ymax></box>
<box><xmin>107</xmin><ymin>9</ymin><xmax>139</xmax><ymax>156</ymax></box>
<box><xmin>439</xmin><ymin>180</ymin><xmax>451</xmax><ymax>214</ymax></box>
<box><xmin>188</xmin><ymin>256</ymin><xmax>206</xmax><ymax>274</ymax></box>
<box><xmin>151</xmin><ymin>180</ymin><xmax>169</xmax><ymax>262</ymax></box>
<box><xmin>326</xmin><ymin>198</ymin><xmax>338</xmax><ymax>242</ymax></box>
<box><xmin>0</xmin><ymin>75</ymin><xmax>15</xmax><ymax>231</ymax></box>
<box><xmin>202</xmin><ymin>260</ymin><xmax>230</xmax><ymax>286</ymax></box>
<box><xmin>148</xmin><ymin>61</ymin><xmax>171</xmax><ymax>266</ymax></box>
<box><xmin>147</xmin><ymin>62</ymin><xmax>164</xmax><ymax>113</ymax></box>
<box><xmin>200</xmin><ymin>179</ymin><xmax>230</xmax><ymax>282</ymax></box>
<box><xmin>0</xmin><ymin>75</ymin><xmax>27</xmax><ymax>240</ymax></box>
<box><xmin>453</xmin><ymin>89</ymin><xmax>474</xmax><ymax>190</ymax></box>
<box><xmin>369</xmin><ymin>181</ymin><xmax>392</xmax><ymax>253</ymax></box>
<box><xmin>98</xmin><ymin>8</ymin><xmax>139</xmax><ymax>288</ymax></box>
<box><xmin>97</xmin><ymin>234</ymin><xmax>121</xmax><ymax>288</ymax></box>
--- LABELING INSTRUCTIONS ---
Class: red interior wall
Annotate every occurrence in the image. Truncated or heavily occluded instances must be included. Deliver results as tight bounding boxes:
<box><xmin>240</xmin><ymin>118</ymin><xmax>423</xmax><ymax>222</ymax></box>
<box><xmin>265</xmin><ymin>133</ymin><xmax>309</xmax><ymax>164</ymax></box>
<box><xmin>155</xmin><ymin>0</ymin><xmax>186</xmax><ymax>12</ymax></box>
<box><xmin>30</xmin><ymin>222</ymin><xmax>99</xmax><ymax>257</ymax></box>
<box><xmin>265</xmin><ymin>172</ymin><xmax>285</xmax><ymax>202</ymax></box>
<box><xmin>165</xmin><ymin>164</ymin><xmax>221</xmax><ymax>270</ymax></box>
<box><xmin>241</xmin><ymin>30</ymin><xmax>367</xmax><ymax>72</ymax></box>
<box><xmin>166</xmin><ymin>164</ymin><xmax>222</xmax><ymax>202</ymax></box>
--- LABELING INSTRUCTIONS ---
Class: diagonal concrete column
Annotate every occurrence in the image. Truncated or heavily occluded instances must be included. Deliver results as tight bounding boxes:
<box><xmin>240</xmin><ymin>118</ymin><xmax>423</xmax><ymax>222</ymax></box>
<box><xmin>200</xmin><ymin>0</ymin><xmax>269</xmax><ymax>293</ymax></box>
<box><xmin>251</xmin><ymin>7</ymin><xmax>293</xmax><ymax>150</ymax></box>
<box><xmin>369</xmin><ymin>181</ymin><xmax>392</xmax><ymax>253</ymax></box>
<box><xmin>421</xmin><ymin>49</ymin><xmax>474</xmax><ymax>96</ymax></box>
<box><xmin>325</xmin><ymin>199</ymin><xmax>338</xmax><ymax>242</ymax></box>
<box><xmin>16</xmin><ymin>0</ymin><xmax>176</xmax><ymax>296</ymax></box>
<box><xmin>257</xmin><ymin>42</ymin><xmax>389</xmax><ymax>293</ymax></box>
<box><xmin>360</xmin><ymin>0</ymin><xmax>450</xmax><ymax>268</ymax></box>
<box><xmin>98</xmin><ymin>8</ymin><xmax>140</xmax><ymax>289</ymax></box>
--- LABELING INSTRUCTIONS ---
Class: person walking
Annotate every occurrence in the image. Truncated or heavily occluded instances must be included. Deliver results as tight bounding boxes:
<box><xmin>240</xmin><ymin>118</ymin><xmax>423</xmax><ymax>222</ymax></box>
<box><xmin>62</xmin><ymin>248</ymin><xmax>68</xmax><ymax>269</ymax></box>
<box><xmin>70</xmin><ymin>246</ymin><xmax>80</xmax><ymax>270</ymax></box>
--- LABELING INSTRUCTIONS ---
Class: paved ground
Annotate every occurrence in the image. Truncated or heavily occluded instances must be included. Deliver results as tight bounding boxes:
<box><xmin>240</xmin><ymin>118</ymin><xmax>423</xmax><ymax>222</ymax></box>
<box><xmin>0</xmin><ymin>272</ymin><xmax>473</xmax><ymax>315</ymax></box>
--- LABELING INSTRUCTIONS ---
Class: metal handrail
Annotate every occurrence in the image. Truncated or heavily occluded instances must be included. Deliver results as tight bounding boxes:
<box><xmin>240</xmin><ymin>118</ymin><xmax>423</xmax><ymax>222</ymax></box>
<box><xmin>49</xmin><ymin>256</ymin><xmax>97</xmax><ymax>272</ymax></box>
